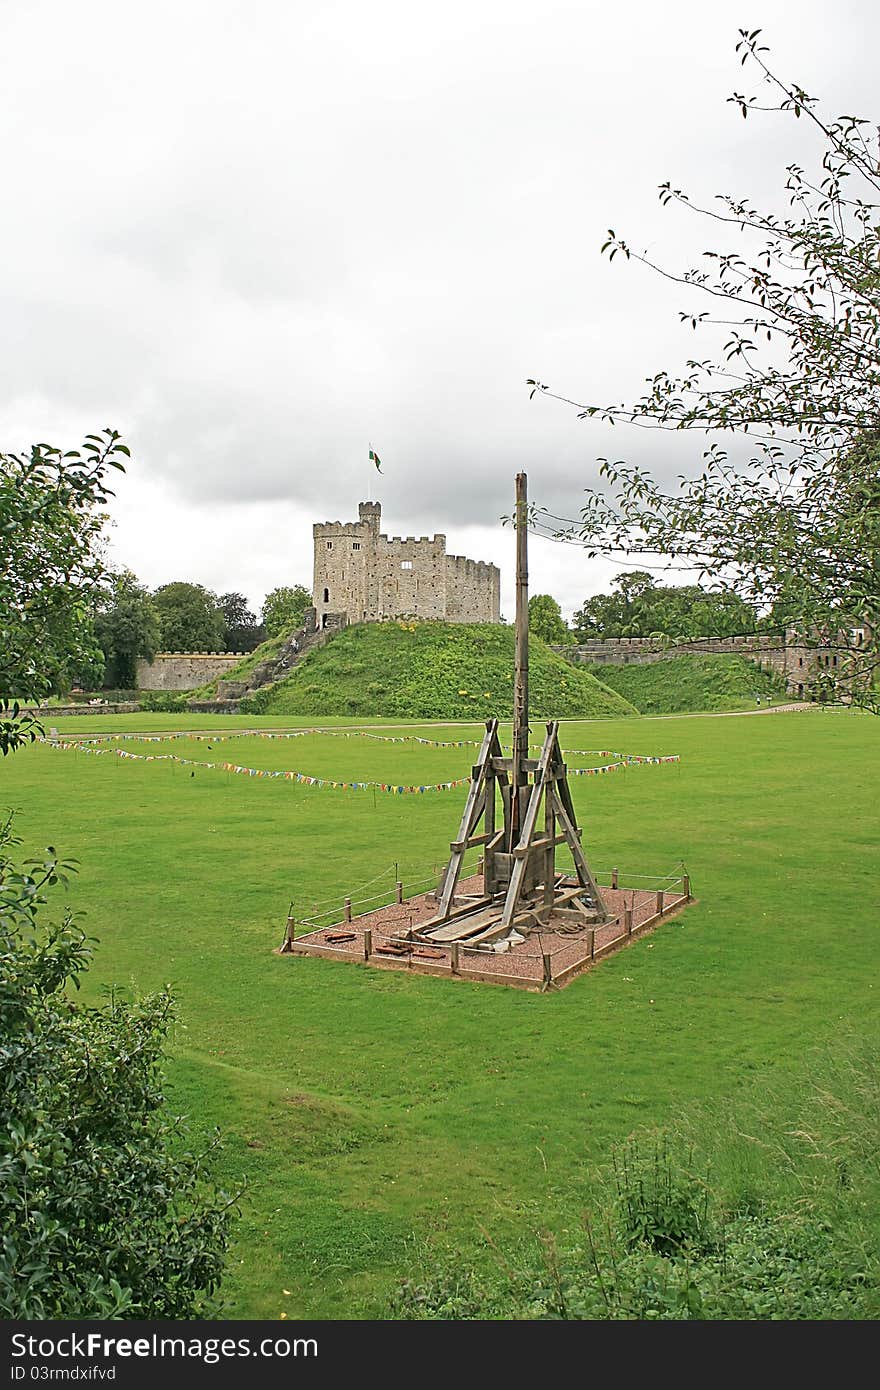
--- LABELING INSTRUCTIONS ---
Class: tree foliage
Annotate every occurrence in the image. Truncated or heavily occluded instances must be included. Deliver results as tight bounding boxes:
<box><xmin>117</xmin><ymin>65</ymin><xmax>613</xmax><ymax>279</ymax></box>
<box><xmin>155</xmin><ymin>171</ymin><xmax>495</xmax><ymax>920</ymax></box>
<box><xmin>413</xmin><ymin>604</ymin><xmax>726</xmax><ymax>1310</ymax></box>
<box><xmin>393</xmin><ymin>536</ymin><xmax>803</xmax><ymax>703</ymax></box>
<box><xmin>94</xmin><ymin>570</ymin><xmax>160</xmax><ymax>689</ymax></box>
<box><xmin>219</xmin><ymin>591</ymin><xmax>265</xmax><ymax>653</ymax></box>
<box><xmin>572</xmin><ymin>572</ymin><xmax>758</xmax><ymax>640</ymax></box>
<box><xmin>153</xmin><ymin>582</ymin><xmax>225</xmax><ymax>653</ymax></box>
<box><xmin>528</xmin><ymin>594</ymin><xmax>572</xmax><ymax>644</ymax></box>
<box><xmin>528</xmin><ymin>30</ymin><xmax>880</xmax><ymax>708</ymax></box>
<box><xmin>0</xmin><ymin>429</ymin><xmax>128</xmax><ymax>752</ymax></box>
<box><xmin>261</xmin><ymin>584</ymin><xmax>312</xmax><ymax>639</ymax></box>
<box><xmin>0</xmin><ymin>813</ymin><xmax>236</xmax><ymax>1317</ymax></box>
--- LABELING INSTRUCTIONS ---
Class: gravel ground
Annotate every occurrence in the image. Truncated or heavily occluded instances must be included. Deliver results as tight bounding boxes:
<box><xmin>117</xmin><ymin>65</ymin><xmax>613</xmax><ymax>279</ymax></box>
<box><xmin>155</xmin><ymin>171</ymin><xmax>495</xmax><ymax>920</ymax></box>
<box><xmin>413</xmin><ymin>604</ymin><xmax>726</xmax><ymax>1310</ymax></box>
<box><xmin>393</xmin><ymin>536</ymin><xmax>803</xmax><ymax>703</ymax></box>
<box><xmin>283</xmin><ymin>875</ymin><xmax>690</xmax><ymax>989</ymax></box>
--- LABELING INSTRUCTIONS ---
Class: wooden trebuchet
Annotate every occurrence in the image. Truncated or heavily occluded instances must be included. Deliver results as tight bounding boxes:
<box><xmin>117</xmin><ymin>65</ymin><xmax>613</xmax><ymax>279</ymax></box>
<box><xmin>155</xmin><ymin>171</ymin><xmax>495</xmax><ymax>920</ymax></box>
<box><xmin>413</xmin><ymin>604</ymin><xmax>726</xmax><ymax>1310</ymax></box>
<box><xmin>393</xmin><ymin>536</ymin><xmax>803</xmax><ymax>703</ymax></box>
<box><xmin>414</xmin><ymin>471</ymin><xmax>608</xmax><ymax>949</ymax></box>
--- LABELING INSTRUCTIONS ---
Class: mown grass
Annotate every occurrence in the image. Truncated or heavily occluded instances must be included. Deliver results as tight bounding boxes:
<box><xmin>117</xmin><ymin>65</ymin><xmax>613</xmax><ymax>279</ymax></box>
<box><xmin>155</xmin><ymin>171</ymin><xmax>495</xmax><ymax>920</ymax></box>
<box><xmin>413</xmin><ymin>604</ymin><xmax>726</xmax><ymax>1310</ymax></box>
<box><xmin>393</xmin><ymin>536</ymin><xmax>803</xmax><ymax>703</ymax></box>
<box><xmin>582</xmin><ymin>653</ymin><xmax>789</xmax><ymax>714</ymax></box>
<box><xmin>1</xmin><ymin>707</ymin><xmax>877</xmax><ymax>1318</ymax></box>
<box><xmin>244</xmin><ymin>621</ymin><xmax>635</xmax><ymax>719</ymax></box>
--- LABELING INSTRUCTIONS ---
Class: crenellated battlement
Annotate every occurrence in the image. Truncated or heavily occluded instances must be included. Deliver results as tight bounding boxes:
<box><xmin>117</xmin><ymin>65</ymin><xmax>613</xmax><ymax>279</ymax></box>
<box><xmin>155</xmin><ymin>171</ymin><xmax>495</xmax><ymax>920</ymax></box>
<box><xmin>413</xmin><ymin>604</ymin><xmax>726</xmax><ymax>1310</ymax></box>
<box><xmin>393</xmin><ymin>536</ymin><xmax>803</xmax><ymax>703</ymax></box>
<box><xmin>312</xmin><ymin>499</ymin><xmax>500</xmax><ymax>626</ymax></box>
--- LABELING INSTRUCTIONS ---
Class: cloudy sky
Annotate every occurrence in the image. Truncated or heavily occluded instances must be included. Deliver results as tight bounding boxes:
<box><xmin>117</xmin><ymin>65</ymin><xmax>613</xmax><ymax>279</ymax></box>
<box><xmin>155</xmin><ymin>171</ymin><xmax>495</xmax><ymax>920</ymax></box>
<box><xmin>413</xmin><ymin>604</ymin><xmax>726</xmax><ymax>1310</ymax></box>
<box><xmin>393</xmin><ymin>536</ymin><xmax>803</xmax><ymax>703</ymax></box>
<box><xmin>2</xmin><ymin>0</ymin><xmax>877</xmax><ymax>620</ymax></box>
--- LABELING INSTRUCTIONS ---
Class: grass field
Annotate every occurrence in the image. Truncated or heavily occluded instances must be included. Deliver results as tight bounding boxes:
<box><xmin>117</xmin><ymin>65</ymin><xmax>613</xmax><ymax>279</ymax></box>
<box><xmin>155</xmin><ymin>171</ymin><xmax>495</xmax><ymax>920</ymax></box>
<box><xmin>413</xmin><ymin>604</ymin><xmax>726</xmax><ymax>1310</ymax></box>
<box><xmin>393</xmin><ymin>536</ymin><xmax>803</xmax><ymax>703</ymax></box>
<box><xmin>582</xmin><ymin>652</ymin><xmax>789</xmax><ymax>713</ymax></box>
<box><xmin>2</xmin><ymin>707</ymin><xmax>878</xmax><ymax>1317</ymax></box>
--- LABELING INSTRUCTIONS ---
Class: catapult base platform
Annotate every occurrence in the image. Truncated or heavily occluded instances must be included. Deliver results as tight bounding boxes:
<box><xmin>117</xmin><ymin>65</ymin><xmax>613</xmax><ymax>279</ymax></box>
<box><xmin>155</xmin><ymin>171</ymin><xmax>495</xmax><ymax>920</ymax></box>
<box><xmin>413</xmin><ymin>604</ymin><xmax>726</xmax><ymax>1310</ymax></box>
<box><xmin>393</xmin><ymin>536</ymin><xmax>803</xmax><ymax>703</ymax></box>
<box><xmin>279</xmin><ymin>874</ymin><xmax>692</xmax><ymax>992</ymax></box>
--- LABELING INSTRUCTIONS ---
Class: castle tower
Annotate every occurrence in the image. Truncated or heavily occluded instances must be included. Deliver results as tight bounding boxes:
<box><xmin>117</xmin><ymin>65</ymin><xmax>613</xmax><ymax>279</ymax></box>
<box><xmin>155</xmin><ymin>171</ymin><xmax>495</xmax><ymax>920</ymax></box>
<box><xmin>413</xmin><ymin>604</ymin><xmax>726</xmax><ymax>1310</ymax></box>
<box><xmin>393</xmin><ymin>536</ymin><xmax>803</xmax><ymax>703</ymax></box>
<box><xmin>312</xmin><ymin>499</ymin><xmax>500</xmax><ymax>627</ymax></box>
<box><xmin>312</xmin><ymin>503</ymin><xmax>381</xmax><ymax>629</ymax></box>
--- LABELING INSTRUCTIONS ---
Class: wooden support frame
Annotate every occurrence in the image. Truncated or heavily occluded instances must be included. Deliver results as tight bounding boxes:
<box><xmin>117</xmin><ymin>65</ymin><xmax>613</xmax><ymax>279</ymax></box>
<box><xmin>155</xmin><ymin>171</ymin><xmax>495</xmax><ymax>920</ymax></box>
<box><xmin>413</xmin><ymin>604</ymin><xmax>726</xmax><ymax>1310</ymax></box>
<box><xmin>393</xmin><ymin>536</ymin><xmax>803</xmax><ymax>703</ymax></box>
<box><xmin>417</xmin><ymin>472</ymin><xmax>610</xmax><ymax>947</ymax></box>
<box><xmin>436</xmin><ymin>718</ymin><xmax>505</xmax><ymax>917</ymax></box>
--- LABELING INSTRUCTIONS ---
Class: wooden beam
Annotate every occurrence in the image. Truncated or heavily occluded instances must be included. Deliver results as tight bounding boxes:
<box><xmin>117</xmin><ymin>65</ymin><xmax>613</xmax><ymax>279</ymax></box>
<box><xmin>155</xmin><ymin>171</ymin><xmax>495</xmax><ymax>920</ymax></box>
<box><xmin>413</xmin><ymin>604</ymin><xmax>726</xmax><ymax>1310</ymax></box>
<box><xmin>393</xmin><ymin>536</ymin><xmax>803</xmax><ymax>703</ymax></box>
<box><xmin>499</xmin><ymin>722</ymin><xmax>557</xmax><ymax>928</ymax></box>
<box><xmin>436</xmin><ymin>720</ymin><xmax>500</xmax><ymax>918</ymax></box>
<box><xmin>490</xmin><ymin>757</ymin><xmax>541</xmax><ymax>774</ymax></box>
<box><xmin>549</xmin><ymin>786</ymin><xmax>609</xmax><ymax>922</ymax></box>
<box><xmin>512</xmin><ymin>832</ymin><xmax>566</xmax><ymax>859</ymax></box>
<box><xmin>450</xmin><ymin>827</ymin><xmax>504</xmax><ymax>852</ymax></box>
<box><xmin>512</xmin><ymin>471</ymin><xmax>529</xmax><ymax>793</ymax></box>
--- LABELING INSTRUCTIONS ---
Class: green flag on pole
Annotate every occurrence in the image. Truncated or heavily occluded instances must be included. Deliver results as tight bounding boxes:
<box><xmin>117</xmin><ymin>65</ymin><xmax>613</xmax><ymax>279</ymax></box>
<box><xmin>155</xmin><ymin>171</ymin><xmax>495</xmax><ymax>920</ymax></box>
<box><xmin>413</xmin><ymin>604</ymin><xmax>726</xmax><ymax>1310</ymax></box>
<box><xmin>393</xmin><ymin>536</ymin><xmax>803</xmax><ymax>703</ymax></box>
<box><xmin>369</xmin><ymin>448</ymin><xmax>383</xmax><ymax>473</ymax></box>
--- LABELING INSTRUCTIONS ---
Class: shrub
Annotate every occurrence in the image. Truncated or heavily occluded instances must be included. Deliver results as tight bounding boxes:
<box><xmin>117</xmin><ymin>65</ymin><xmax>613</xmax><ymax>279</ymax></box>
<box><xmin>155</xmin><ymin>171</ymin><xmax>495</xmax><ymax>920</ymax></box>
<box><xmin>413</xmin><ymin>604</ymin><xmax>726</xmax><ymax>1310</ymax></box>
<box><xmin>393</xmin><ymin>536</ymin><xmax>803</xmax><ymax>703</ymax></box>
<box><xmin>139</xmin><ymin>691</ymin><xmax>189</xmax><ymax>712</ymax></box>
<box><xmin>0</xmin><ymin>813</ymin><xmax>237</xmax><ymax>1317</ymax></box>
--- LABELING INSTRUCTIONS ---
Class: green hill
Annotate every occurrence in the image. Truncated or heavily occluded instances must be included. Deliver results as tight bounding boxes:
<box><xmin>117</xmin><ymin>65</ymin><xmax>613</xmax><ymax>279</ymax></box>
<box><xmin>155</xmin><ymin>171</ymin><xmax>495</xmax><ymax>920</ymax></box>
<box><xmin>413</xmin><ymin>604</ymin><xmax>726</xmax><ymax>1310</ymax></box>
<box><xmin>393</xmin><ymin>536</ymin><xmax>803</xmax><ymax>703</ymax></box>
<box><xmin>581</xmin><ymin>653</ymin><xmax>790</xmax><ymax>714</ymax></box>
<box><xmin>242</xmin><ymin>620</ymin><xmax>636</xmax><ymax>719</ymax></box>
<box><xmin>186</xmin><ymin>629</ymin><xmax>291</xmax><ymax>699</ymax></box>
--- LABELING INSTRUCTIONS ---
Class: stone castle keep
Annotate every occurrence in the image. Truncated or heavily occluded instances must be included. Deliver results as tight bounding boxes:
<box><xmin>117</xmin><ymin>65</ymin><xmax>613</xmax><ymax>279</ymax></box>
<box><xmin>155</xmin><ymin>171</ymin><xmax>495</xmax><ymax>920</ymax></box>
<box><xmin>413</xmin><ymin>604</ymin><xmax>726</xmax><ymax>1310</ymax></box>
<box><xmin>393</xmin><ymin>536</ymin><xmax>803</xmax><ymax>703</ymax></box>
<box><xmin>312</xmin><ymin>501</ymin><xmax>500</xmax><ymax>628</ymax></box>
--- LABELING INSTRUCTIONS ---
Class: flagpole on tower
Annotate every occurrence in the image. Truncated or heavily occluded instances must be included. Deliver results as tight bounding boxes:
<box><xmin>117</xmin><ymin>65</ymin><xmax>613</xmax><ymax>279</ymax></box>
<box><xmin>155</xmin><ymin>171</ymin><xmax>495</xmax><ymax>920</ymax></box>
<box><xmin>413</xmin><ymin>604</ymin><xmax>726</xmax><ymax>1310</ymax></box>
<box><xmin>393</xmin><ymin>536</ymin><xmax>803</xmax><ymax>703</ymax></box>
<box><xmin>368</xmin><ymin>444</ymin><xmax>383</xmax><ymax>502</ymax></box>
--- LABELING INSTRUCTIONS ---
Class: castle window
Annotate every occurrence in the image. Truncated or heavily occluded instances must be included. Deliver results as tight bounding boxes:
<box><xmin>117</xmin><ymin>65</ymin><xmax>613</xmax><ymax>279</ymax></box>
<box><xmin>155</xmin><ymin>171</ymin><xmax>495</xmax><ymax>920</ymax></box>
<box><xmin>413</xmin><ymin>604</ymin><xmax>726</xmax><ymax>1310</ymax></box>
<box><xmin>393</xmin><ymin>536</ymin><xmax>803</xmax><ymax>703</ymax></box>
<box><xmin>353</xmin><ymin>542</ymin><xmax>360</xmax><ymax>550</ymax></box>
<box><xmin>401</xmin><ymin>560</ymin><xmax>413</xmax><ymax>570</ymax></box>
<box><xmin>326</xmin><ymin>541</ymin><xmax>332</xmax><ymax>550</ymax></box>
<box><xmin>323</xmin><ymin>587</ymin><xmax>329</xmax><ymax>603</ymax></box>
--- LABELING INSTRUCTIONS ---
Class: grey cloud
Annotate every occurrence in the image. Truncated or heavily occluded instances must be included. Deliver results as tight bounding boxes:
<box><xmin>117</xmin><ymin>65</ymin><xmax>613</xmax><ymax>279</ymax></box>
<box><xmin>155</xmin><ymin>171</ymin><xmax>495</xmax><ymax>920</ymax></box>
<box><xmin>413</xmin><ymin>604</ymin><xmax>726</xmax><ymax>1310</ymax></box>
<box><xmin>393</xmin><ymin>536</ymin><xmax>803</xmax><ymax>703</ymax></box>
<box><xmin>1</xmin><ymin>0</ymin><xmax>878</xmax><ymax>597</ymax></box>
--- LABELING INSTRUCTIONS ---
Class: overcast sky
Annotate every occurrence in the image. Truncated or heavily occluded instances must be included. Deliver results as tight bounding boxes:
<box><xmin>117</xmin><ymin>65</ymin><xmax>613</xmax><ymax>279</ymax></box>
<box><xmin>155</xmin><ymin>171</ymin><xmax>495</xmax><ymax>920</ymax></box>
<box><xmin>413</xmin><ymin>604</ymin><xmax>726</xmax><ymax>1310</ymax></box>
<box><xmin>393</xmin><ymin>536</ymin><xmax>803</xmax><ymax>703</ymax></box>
<box><xmin>2</xmin><ymin>0</ymin><xmax>877</xmax><ymax>619</ymax></box>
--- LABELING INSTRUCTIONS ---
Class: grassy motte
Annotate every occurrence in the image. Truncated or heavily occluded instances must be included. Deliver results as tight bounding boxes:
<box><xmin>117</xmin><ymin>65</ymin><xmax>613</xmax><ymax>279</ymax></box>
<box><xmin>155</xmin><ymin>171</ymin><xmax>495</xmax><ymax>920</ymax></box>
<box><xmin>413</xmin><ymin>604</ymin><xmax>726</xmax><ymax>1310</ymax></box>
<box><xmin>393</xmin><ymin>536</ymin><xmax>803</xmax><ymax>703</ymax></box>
<box><xmin>582</xmin><ymin>654</ymin><xmax>789</xmax><ymax>714</ymax></box>
<box><xmin>188</xmin><ymin>629</ymin><xmax>292</xmax><ymax>699</ymax></box>
<box><xmin>244</xmin><ymin>620</ymin><xmax>635</xmax><ymax>719</ymax></box>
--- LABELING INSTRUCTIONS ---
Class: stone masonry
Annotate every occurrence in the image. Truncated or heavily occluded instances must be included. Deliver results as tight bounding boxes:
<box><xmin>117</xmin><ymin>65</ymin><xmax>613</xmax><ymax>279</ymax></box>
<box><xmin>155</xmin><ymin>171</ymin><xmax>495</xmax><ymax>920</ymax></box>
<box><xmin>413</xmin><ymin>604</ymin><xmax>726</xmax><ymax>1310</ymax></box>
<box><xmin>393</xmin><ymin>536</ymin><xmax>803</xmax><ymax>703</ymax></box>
<box><xmin>562</xmin><ymin>631</ymin><xmax>861</xmax><ymax>698</ymax></box>
<box><xmin>136</xmin><ymin>653</ymin><xmax>246</xmax><ymax>690</ymax></box>
<box><xmin>313</xmin><ymin>501</ymin><xmax>500</xmax><ymax>628</ymax></box>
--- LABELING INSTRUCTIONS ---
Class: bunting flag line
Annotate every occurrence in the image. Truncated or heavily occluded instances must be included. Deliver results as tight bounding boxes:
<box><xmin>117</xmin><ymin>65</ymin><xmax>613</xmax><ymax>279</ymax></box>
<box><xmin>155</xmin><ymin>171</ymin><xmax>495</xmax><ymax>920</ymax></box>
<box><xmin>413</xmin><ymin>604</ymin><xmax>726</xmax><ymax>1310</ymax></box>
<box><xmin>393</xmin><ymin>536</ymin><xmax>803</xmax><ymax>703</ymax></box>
<box><xmin>40</xmin><ymin>739</ymin><xmax>472</xmax><ymax>793</ymax></box>
<box><xmin>44</xmin><ymin>728</ymin><xmax>681</xmax><ymax>765</ymax></box>
<box><xmin>39</xmin><ymin>736</ymin><xmax>680</xmax><ymax>793</ymax></box>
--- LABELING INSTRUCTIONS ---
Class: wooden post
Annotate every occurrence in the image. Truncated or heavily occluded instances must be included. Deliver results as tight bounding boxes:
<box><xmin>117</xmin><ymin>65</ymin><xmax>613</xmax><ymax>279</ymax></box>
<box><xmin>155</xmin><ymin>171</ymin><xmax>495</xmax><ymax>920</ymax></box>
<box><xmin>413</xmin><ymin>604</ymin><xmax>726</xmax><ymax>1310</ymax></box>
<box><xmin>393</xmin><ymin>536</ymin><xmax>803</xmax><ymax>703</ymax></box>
<box><xmin>396</xmin><ymin>880</ymin><xmax>403</xmax><ymax>904</ymax></box>
<box><xmin>543</xmin><ymin>756</ymin><xmax>555</xmax><ymax>908</ymax></box>
<box><xmin>625</xmin><ymin>907</ymin><xmax>633</xmax><ymax>936</ymax></box>
<box><xmin>589</xmin><ymin>928</ymin><xmax>595</xmax><ymax>960</ymax></box>
<box><xmin>656</xmin><ymin>890</ymin><xmax>664</xmax><ymax>916</ymax></box>
<box><xmin>451</xmin><ymin>942</ymin><xmax>460</xmax><ymax>975</ymax></box>
<box><xmin>512</xmin><ymin>472</ymin><xmax>530</xmax><ymax>805</ymax></box>
<box><xmin>343</xmin><ymin>897</ymin><xmax>352</xmax><ymax>923</ymax></box>
<box><xmin>542</xmin><ymin>952</ymin><xmax>552</xmax><ymax>989</ymax></box>
<box><xmin>363</xmin><ymin>929</ymin><xmax>372</xmax><ymax>960</ymax></box>
<box><xmin>281</xmin><ymin>912</ymin><xmax>296</xmax><ymax>952</ymax></box>
<box><xmin>683</xmin><ymin>874</ymin><xmax>690</xmax><ymax>900</ymax></box>
<box><xmin>611</xmin><ymin>866</ymin><xmax>619</xmax><ymax>890</ymax></box>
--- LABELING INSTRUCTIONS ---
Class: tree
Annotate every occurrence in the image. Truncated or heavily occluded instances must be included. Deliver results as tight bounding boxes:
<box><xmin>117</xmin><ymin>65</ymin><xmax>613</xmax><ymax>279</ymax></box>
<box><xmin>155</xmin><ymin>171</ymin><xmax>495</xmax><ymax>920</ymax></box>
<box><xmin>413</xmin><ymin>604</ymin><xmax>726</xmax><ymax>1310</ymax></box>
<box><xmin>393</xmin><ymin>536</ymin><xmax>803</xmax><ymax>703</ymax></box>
<box><xmin>153</xmin><ymin>582</ymin><xmax>225</xmax><ymax>653</ymax></box>
<box><xmin>64</xmin><ymin>631</ymin><xmax>106</xmax><ymax>693</ymax></box>
<box><xmin>528</xmin><ymin>594</ymin><xmax>572</xmax><ymax>644</ymax></box>
<box><xmin>219</xmin><ymin>591</ymin><xmax>265</xmax><ymax>653</ymax></box>
<box><xmin>0</xmin><ymin>429</ymin><xmax>128</xmax><ymax>754</ymax></box>
<box><xmin>572</xmin><ymin>574</ymin><xmax>758</xmax><ymax>640</ymax></box>
<box><xmin>262</xmin><ymin>584</ymin><xmax>312</xmax><ymax>639</ymax></box>
<box><xmin>0</xmin><ymin>813</ymin><xmax>236</xmax><ymax>1317</ymax></box>
<box><xmin>0</xmin><ymin>431</ymin><xmax>235</xmax><ymax>1316</ymax></box>
<box><xmin>527</xmin><ymin>30</ymin><xmax>880</xmax><ymax>708</ymax></box>
<box><xmin>94</xmin><ymin>570</ymin><xmax>160</xmax><ymax>688</ymax></box>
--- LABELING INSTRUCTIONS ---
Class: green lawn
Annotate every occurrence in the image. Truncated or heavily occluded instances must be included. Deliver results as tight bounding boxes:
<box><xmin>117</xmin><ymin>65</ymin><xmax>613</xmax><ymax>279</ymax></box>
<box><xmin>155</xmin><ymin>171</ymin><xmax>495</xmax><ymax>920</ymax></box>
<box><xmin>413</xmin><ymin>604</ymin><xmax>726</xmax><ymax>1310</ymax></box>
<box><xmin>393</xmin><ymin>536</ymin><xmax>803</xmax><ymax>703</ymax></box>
<box><xmin>582</xmin><ymin>652</ymin><xmax>789</xmax><ymax>713</ymax></box>
<box><xmin>2</xmin><ymin>708</ymin><xmax>877</xmax><ymax>1318</ymax></box>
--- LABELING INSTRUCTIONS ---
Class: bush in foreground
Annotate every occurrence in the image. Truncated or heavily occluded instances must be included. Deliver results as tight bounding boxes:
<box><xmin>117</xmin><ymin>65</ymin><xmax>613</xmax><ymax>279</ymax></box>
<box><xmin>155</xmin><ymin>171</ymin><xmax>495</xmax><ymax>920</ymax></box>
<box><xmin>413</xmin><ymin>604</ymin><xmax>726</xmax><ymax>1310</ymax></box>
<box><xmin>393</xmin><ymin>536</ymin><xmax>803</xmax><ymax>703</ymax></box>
<box><xmin>0</xmin><ymin>814</ymin><xmax>237</xmax><ymax>1318</ymax></box>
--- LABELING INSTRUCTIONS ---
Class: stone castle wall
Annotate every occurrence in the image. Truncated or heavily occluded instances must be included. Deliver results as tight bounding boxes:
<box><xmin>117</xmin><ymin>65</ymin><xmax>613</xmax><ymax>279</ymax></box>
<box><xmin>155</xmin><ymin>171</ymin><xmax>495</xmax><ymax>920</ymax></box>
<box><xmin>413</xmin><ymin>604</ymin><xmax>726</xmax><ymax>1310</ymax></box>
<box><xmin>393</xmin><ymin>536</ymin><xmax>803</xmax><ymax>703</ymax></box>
<box><xmin>563</xmin><ymin>632</ymin><xmax>846</xmax><ymax>695</ymax></box>
<box><xmin>135</xmin><ymin>653</ymin><xmax>246</xmax><ymax>690</ymax></box>
<box><xmin>313</xmin><ymin>501</ymin><xmax>500</xmax><ymax>627</ymax></box>
<box><xmin>445</xmin><ymin>554</ymin><xmax>501</xmax><ymax>622</ymax></box>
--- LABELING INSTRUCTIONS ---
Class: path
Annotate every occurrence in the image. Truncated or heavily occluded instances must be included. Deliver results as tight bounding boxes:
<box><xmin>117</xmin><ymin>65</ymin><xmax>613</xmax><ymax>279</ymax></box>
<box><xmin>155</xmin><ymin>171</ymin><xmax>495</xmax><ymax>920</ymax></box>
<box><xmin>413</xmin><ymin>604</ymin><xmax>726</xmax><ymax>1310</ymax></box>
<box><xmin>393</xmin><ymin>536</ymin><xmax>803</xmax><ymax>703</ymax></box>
<box><xmin>52</xmin><ymin>701</ymin><xmax>826</xmax><ymax>739</ymax></box>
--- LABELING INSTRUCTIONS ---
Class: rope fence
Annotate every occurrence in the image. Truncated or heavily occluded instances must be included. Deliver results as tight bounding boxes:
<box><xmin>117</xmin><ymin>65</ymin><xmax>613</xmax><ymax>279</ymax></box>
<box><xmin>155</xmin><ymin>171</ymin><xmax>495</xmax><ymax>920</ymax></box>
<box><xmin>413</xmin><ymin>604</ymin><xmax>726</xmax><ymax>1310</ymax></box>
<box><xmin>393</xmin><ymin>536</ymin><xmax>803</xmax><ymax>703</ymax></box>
<box><xmin>281</xmin><ymin>865</ymin><xmax>692</xmax><ymax>991</ymax></box>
